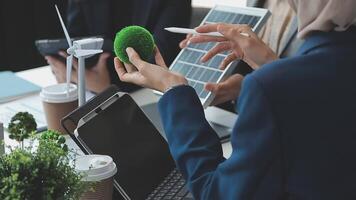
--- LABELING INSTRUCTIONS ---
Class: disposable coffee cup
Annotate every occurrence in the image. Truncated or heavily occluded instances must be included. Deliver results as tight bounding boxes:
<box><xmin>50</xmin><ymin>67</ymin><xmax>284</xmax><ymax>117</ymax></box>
<box><xmin>75</xmin><ymin>155</ymin><xmax>117</xmax><ymax>200</ymax></box>
<box><xmin>40</xmin><ymin>83</ymin><xmax>78</xmax><ymax>133</ymax></box>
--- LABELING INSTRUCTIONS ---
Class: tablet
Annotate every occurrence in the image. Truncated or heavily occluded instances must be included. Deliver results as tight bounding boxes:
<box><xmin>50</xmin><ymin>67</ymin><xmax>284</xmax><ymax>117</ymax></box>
<box><xmin>35</xmin><ymin>36</ymin><xmax>113</xmax><ymax>68</ymax></box>
<box><xmin>159</xmin><ymin>5</ymin><xmax>270</xmax><ymax>108</ymax></box>
<box><xmin>74</xmin><ymin>93</ymin><xmax>177</xmax><ymax>200</ymax></box>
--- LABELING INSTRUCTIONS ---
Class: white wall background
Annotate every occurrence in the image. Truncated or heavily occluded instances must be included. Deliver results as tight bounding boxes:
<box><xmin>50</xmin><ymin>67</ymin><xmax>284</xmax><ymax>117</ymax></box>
<box><xmin>192</xmin><ymin>0</ymin><xmax>247</xmax><ymax>8</ymax></box>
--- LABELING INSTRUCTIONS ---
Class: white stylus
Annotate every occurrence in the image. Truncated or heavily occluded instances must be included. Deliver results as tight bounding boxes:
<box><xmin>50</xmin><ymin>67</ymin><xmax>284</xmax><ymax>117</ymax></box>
<box><xmin>165</xmin><ymin>27</ymin><xmax>250</xmax><ymax>37</ymax></box>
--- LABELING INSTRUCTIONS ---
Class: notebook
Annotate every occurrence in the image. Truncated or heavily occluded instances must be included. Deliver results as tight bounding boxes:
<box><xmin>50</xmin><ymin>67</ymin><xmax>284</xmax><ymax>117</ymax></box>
<box><xmin>0</xmin><ymin>71</ymin><xmax>41</xmax><ymax>104</ymax></box>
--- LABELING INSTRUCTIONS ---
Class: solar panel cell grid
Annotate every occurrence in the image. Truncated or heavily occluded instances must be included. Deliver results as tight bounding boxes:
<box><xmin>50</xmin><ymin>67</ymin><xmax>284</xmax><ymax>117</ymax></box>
<box><xmin>169</xmin><ymin>6</ymin><xmax>269</xmax><ymax>106</ymax></box>
<box><xmin>201</xmin><ymin>70</ymin><xmax>214</xmax><ymax>82</ymax></box>
<box><xmin>200</xmin><ymin>91</ymin><xmax>209</xmax><ymax>99</ymax></box>
<box><xmin>194</xmin><ymin>82</ymin><xmax>204</xmax><ymax>94</ymax></box>
<box><xmin>210</xmin><ymin>71</ymin><xmax>221</xmax><ymax>83</ymax></box>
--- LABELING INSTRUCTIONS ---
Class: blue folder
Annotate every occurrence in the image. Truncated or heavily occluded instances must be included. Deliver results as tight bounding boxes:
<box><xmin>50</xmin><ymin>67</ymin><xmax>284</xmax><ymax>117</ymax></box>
<box><xmin>0</xmin><ymin>71</ymin><xmax>41</xmax><ymax>103</ymax></box>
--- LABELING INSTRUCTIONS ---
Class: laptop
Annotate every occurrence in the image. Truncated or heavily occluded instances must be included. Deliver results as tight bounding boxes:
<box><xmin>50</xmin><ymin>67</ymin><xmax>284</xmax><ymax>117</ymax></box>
<box><xmin>73</xmin><ymin>93</ymin><xmax>193</xmax><ymax>200</ymax></box>
<box><xmin>140</xmin><ymin>102</ymin><xmax>232</xmax><ymax>142</ymax></box>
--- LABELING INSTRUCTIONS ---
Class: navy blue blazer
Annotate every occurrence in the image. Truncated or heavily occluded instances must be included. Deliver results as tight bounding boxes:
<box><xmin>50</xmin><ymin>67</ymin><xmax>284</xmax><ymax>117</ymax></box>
<box><xmin>66</xmin><ymin>0</ymin><xmax>191</xmax><ymax>91</ymax></box>
<box><xmin>158</xmin><ymin>27</ymin><xmax>356</xmax><ymax>199</ymax></box>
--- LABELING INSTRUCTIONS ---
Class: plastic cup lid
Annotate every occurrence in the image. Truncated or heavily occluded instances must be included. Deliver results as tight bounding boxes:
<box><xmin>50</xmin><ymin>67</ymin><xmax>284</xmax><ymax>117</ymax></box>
<box><xmin>40</xmin><ymin>83</ymin><xmax>78</xmax><ymax>103</ymax></box>
<box><xmin>75</xmin><ymin>155</ymin><xmax>117</xmax><ymax>182</ymax></box>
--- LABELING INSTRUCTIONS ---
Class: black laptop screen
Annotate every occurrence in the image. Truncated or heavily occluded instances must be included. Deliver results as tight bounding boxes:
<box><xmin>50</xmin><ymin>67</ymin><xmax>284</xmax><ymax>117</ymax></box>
<box><xmin>77</xmin><ymin>94</ymin><xmax>175</xmax><ymax>200</ymax></box>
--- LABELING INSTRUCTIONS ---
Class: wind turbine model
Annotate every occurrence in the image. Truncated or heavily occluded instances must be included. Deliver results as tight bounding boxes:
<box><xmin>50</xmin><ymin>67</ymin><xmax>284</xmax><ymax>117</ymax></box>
<box><xmin>55</xmin><ymin>5</ymin><xmax>103</xmax><ymax>106</ymax></box>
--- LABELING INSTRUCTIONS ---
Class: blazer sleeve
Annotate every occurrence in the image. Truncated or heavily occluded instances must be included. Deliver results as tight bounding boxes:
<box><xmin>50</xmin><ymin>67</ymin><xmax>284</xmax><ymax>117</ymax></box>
<box><xmin>152</xmin><ymin>0</ymin><xmax>192</xmax><ymax>65</ymax></box>
<box><xmin>158</xmin><ymin>75</ymin><xmax>280</xmax><ymax>199</ymax></box>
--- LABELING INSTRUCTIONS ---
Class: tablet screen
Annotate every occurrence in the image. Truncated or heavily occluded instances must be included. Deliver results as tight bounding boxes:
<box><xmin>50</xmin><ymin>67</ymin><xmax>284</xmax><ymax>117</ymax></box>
<box><xmin>77</xmin><ymin>94</ymin><xmax>175</xmax><ymax>199</ymax></box>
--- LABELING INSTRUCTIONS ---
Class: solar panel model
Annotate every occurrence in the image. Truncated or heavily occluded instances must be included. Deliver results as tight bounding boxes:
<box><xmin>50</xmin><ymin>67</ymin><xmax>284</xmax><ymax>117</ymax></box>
<box><xmin>165</xmin><ymin>5</ymin><xmax>270</xmax><ymax>108</ymax></box>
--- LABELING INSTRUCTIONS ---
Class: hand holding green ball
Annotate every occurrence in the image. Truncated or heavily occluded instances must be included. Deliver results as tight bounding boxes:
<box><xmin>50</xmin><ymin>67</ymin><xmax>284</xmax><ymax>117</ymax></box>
<box><xmin>113</xmin><ymin>25</ymin><xmax>187</xmax><ymax>93</ymax></box>
<box><xmin>114</xmin><ymin>26</ymin><xmax>155</xmax><ymax>63</ymax></box>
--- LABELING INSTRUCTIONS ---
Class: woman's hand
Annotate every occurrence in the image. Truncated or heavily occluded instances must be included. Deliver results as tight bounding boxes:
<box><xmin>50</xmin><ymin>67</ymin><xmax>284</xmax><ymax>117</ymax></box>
<box><xmin>190</xmin><ymin>23</ymin><xmax>278</xmax><ymax>70</ymax></box>
<box><xmin>46</xmin><ymin>52</ymin><xmax>111</xmax><ymax>93</ymax></box>
<box><xmin>114</xmin><ymin>47</ymin><xmax>187</xmax><ymax>92</ymax></box>
<box><xmin>179</xmin><ymin>34</ymin><xmax>193</xmax><ymax>49</ymax></box>
<box><xmin>205</xmin><ymin>74</ymin><xmax>244</xmax><ymax>106</ymax></box>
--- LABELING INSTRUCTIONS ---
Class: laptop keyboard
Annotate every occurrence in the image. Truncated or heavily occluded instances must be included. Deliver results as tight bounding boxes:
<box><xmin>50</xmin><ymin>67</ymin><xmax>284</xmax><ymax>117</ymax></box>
<box><xmin>146</xmin><ymin>169</ymin><xmax>194</xmax><ymax>200</ymax></box>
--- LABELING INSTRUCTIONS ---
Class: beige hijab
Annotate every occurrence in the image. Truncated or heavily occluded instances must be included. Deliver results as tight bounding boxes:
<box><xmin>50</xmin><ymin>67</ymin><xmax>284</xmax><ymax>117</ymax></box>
<box><xmin>259</xmin><ymin>0</ymin><xmax>295</xmax><ymax>55</ymax></box>
<box><xmin>288</xmin><ymin>0</ymin><xmax>356</xmax><ymax>38</ymax></box>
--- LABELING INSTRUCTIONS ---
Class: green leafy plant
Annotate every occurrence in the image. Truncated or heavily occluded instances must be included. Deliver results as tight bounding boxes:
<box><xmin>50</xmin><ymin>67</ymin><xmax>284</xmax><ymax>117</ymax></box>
<box><xmin>40</xmin><ymin>130</ymin><xmax>69</xmax><ymax>153</ymax></box>
<box><xmin>0</xmin><ymin>130</ymin><xmax>89</xmax><ymax>200</ymax></box>
<box><xmin>7</xmin><ymin>112</ymin><xmax>37</xmax><ymax>148</ymax></box>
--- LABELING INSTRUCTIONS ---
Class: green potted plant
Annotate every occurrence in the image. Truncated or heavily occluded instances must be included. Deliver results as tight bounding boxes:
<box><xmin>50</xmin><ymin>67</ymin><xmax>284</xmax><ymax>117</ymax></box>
<box><xmin>1</xmin><ymin>113</ymin><xmax>90</xmax><ymax>199</ymax></box>
<box><xmin>7</xmin><ymin>112</ymin><xmax>37</xmax><ymax>148</ymax></box>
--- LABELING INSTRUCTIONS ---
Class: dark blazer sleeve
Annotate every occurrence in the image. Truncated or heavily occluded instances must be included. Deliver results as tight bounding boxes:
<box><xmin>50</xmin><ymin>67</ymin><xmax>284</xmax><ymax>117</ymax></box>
<box><xmin>151</xmin><ymin>0</ymin><xmax>192</xmax><ymax>65</ymax></box>
<box><xmin>158</xmin><ymin>74</ymin><xmax>281</xmax><ymax>199</ymax></box>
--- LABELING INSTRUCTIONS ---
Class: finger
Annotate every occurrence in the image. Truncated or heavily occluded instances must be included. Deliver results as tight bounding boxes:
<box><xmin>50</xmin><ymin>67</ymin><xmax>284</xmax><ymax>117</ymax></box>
<box><xmin>195</xmin><ymin>23</ymin><xmax>220</xmax><ymax>33</ymax></box>
<box><xmin>237</xmin><ymin>24</ymin><xmax>254</xmax><ymax>37</ymax></box>
<box><xmin>58</xmin><ymin>51</ymin><xmax>69</xmax><ymax>58</ymax></box>
<box><xmin>209</xmin><ymin>95</ymin><xmax>230</xmax><ymax>106</ymax></box>
<box><xmin>179</xmin><ymin>38</ymin><xmax>191</xmax><ymax>49</ymax></box>
<box><xmin>219</xmin><ymin>53</ymin><xmax>238</xmax><ymax>70</ymax></box>
<box><xmin>45</xmin><ymin>56</ymin><xmax>64</xmax><ymax>68</ymax></box>
<box><xmin>71</xmin><ymin>57</ymin><xmax>79</xmax><ymax>71</ymax></box>
<box><xmin>179</xmin><ymin>39</ymin><xmax>188</xmax><ymax>49</ymax></box>
<box><xmin>124</xmin><ymin>63</ymin><xmax>138</xmax><ymax>73</ymax></box>
<box><xmin>205</xmin><ymin>81</ymin><xmax>233</xmax><ymax>106</ymax></box>
<box><xmin>205</xmin><ymin>82</ymin><xmax>220</xmax><ymax>93</ymax></box>
<box><xmin>189</xmin><ymin>35</ymin><xmax>226</xmax><ymax>44</ymax></box>
<box><xmin>206</xmin><ymin>74</ymin><xmax>244</xmax><ymax>106</ymax></box>
<box><xmin>97</xmin><ymin>53</ymin><xmax>111</xmax><ymax>69</ymax></box>
<box><xmin>49</xmin><ymin>64</ymin><xmax>63</xmax><ymax>83</ymax></box>
<box><xmin>179</xmin><ymin>34</ymin><xmax>192</xmax><ymax>48</ymax></box>
<box><xmin>119</xmin><ymin>73</ymin><xmax>139</xmax><ymax>83</ymax></box>
<box><xmin>179</xmin><ymin>34</ymin><xmax>192</xmax><ymax>49</ymax></box>
<box><xmin>217</xmin><ymin>24</ymin><xmax>256</xmax><ymax>46</ymax></box>
<box><xmin>59</xmin><ymin>50</ymin><xmax>79</xmax><ymax>71</ymax></box>
<box><xmin>50</xmin><ymin>65</ymin><xmax>59</xmax><ymax>75</ymax></box>
<box><xmin>205</xmin><ymin>82</ymin><xmax>230</xmax><ymax>95</ymax></box>
<box><xmin>126</xmin><ymin>47</ymin><xmax>146</xmax><ymax>70</ymax></box>
<box><xmin>45</xmin><ymin>56</ymin><xmax>54</xmax><ymax>65</ymax></box>
<box><xmin>114</xmin><ymin>58</ymin><xmax>140</xmax><ymax>84</ymax></box>
<box><xmin>154</xmin><ymin>47</ymin><xmax>167</xmax><ymax>67</ymax></box>
<box><xmin>217</xmin><ymin>24</ymin><xmax>249</xmax><ymax>42</ymax></box>
<box><xmin>114</xmin><ymin>57</ymin><xmax>128</xmax><ymax>78</ymax></box>
<box><xmin>71</xmin><ymin>67</ymin><xmax>78</xmax><ymax>83</ymax></box>
<box><xmin>205</xmin><ymin>83</ymin><xmax>226</xmax><ymax>106</ymax></box>
<box><xmin>201</xmin><ymin>42</ymin><xmax>231</xmax><ymax>63</ymax></box>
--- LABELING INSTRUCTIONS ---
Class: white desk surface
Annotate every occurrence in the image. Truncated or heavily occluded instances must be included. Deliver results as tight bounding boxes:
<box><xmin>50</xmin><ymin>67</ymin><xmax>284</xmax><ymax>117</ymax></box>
<box><xmin>1</xmin><ymin>66</ymin><xmax>232</xmax><ymax>158</ymax></box>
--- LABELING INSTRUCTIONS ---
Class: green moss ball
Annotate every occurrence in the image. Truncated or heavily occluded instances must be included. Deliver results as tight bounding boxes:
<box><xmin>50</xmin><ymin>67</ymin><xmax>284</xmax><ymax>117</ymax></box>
<box><xmin>114</xmin><ymin>26</ymin><xmax>155</xmax><ymax>63</ymax></box>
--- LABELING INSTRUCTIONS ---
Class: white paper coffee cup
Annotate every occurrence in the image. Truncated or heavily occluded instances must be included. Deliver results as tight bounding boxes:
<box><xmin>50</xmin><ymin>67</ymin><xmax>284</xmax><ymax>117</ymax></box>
<box><xmin>40</xmin><ymin>83</ymin><xmax>78</xmax><ymax>133</ymax></box>
<box><xmin>75</xmin><ymin>155</ymin><xmax>117</xmax><ymax>200</ymax></box>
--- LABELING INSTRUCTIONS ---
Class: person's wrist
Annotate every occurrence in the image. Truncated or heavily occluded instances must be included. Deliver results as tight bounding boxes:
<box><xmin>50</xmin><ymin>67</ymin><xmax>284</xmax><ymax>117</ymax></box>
<box><xmin>160</xmin><ymin>73</ymin><xmax>188</xmax><ymax>92</ymax></box>
<box><xmin>91</xmin><ymin>81</ymin><xmax>110</xmax><ymax>94</ymax></box>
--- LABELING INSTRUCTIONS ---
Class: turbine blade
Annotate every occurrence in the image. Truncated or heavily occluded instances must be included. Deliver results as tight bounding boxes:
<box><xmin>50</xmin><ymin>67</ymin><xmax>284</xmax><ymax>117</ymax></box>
<box><xmin>55</xmin><ymin>5</ymin><xmax>72</xmax><ymax>47</ymax></box>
